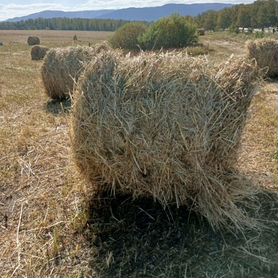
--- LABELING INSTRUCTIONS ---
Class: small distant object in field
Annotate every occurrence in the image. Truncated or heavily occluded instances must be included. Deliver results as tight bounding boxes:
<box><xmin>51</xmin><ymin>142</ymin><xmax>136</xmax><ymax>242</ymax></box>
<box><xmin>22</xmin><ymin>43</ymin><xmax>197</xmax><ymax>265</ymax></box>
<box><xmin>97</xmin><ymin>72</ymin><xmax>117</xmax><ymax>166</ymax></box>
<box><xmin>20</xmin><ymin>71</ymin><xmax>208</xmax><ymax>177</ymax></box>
<box><xmin>27</xmin><ymin>36</ymin><xmax>40</xmax><ymax>46</ymax></box>
<box><xmin>41</xmin><ymin>43</ymin><xmax>114</xmax><ymax>100</ymax></box>
<box><xmin>71</xmin><ymin>50</ymin><xmax>259</xmax><ymax>230</ymax></box>
<box><xmin>246</xmin><ymin>38</ymin><xmax>278</xmax><ymax>78</ymax></box>
<box><xmin>0</xmin><ymin>42</ymin><xmax>3</xmax><ymax>46</ymax></box>
<box><xmin>31</xmin><ymin>45</ymin><xmax>49</xmax><ymax>60</ymax></box>
<box><xmin>73</xmin><ymin>34</ymin><xmax>78</xmax><ymax>42</ymax></box>
<box><xmin>197</xmin><ymin>28</ymin><xmax>205</xmax><ymax>36</ymax></box>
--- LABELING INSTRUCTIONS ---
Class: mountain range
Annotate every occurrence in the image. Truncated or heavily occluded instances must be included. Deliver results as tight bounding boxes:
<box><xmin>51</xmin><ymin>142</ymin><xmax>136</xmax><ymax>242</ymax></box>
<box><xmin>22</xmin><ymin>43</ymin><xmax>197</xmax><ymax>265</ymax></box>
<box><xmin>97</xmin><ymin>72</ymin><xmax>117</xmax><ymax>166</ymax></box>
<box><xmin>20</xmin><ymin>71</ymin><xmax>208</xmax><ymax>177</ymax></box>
<box><xmin>6</xmin><ymin>3</ymin><xmax>233</xmax><ymax>22</ymax></box>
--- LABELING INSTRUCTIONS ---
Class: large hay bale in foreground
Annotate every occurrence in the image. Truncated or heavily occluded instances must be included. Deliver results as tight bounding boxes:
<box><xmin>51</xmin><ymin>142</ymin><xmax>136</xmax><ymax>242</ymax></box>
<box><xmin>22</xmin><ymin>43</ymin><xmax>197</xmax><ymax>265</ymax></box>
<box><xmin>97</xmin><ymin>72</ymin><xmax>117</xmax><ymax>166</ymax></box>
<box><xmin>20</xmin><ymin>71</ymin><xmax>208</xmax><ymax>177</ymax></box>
<box><xmin>71</xmin><ymin>51</ymin><xmax>259</xmax><ymax>229</ymax></box>
<box><xmin>41</xmin><ymin>46</ymin><xmax>95</xmax><ymax>100</ymax></box>
<box><xmin>27</xmin><ymin>36</ymin><xmax>40</xmax><ymax>46</ymax></box>
<box><xmin>246</xmin><ymin>39</ymin><xmax>278</xmax><ymax>78</ymax></box>
<box><xmin>31</xmin><ymin>45</ymin><xmax>49</xmax><ymax>60</ymax></box>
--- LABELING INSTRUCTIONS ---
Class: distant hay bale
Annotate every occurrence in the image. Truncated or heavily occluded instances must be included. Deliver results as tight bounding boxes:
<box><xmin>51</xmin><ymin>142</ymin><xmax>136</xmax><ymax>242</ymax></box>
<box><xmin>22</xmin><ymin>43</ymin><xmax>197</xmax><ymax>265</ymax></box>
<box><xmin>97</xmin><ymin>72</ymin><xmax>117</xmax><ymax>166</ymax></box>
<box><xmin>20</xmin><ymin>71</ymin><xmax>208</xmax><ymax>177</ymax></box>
<box><xmin>41</xmin><ymin>46</ymin><xmax>96</xmax><ymax>100</ymax></box>
<box><xmin>246</xmin><ymin>39</ymin><xmax>278</xmax><ymax>78</ymax></box>
<box><xmin>41</xmin><ymin>44</ymin><xmax>120</xmax><ymax>100</ymax></box>
<box><xmin>31</xmin><ymin>45</ymin><xmax>49</xmax><ymax>60</ymax></box>
<box><xmin>71</xmin><ymin>51</ymin><xmax>259</xmax><ymax>229</ymax></box>
<box><xmin>27</xmin><ymin>36</ymin><xmax>40</xmax><ymax>46</ymax></box>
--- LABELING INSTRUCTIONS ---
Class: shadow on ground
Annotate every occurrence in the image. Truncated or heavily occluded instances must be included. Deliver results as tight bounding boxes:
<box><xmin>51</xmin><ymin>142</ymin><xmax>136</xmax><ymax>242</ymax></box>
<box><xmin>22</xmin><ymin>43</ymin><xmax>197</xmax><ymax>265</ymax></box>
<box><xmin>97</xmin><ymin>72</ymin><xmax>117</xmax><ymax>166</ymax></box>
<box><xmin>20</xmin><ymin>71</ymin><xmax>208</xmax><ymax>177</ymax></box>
<box><xmin>45</xmin><ymin>98</ymin><xmax>71</xmax><ymax>115</ymax></box>
<box><xmin>87</xmin><ymin>191</ymin><xmax>278</xmax><ymax>278</ymax></box>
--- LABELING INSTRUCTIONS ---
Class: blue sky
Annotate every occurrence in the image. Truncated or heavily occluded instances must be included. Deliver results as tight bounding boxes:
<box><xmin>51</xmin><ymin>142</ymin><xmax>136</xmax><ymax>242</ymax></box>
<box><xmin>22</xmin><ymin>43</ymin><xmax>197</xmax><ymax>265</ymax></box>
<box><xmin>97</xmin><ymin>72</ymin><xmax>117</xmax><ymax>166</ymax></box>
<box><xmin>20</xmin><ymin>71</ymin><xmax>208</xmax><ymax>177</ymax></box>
<box><xmin>0</xmin><ymin>0</ymin><xmax>254</xmax><ymax>21</ymax></box>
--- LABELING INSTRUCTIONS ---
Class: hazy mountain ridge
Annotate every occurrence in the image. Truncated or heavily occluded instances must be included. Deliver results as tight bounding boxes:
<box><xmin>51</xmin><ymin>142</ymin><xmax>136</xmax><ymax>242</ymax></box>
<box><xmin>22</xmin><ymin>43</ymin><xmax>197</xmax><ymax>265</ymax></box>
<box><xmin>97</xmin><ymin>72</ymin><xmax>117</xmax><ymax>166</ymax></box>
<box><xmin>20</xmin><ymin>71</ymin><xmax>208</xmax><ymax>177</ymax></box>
<box><xmin>7</xmin><ymin>10</ymin><xmax>115</xmax><ymax>22</ymax></box>
<box><xmin>6</xmin><ymin>3</ymin><xmax>233</xmax><ymax>22</ymax></box>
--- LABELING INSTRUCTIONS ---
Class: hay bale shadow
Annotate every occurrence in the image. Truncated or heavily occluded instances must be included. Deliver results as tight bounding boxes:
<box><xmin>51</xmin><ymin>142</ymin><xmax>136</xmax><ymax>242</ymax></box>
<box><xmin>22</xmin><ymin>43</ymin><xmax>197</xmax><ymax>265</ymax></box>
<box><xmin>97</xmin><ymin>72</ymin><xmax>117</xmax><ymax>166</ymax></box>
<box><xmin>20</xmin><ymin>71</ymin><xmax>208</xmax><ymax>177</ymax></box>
<box><xmin>45</xmin><ymin>98</ymin><xmax>71</xmax><ymax>115</ymax></box>
<box><xmin>87</xmin><ymin>191</ymin><xmax>278</xmax><ymax>278</ymax></box>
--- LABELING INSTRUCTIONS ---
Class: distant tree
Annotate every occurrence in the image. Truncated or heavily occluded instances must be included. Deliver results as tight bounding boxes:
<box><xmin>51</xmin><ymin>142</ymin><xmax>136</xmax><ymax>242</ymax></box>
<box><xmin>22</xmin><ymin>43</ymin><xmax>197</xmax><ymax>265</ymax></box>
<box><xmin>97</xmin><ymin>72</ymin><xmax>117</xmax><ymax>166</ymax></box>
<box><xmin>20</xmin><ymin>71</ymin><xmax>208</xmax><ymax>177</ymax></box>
<box><xmin>236</xmin><ymin>6</ymin><xmax>251</xmax><ymax>29</ymax></box>
<box><xmin>217</xmin><ymin>9</ymin><xmax>232</xmax><ymax>30</ymax></box>
<box><xmin>200</xmin><ymin>11</ymin><xmax>218</xmax><ymax>31</ymax></box>
<box><xmin>110</xmin><ymin>22</ymin><xmax>148</xmax><ymax>50</ymax></box>
<box><xmin>139</xmin><ymin>14</ymin><xmax>197</xmax><ymax>50</ymax></box>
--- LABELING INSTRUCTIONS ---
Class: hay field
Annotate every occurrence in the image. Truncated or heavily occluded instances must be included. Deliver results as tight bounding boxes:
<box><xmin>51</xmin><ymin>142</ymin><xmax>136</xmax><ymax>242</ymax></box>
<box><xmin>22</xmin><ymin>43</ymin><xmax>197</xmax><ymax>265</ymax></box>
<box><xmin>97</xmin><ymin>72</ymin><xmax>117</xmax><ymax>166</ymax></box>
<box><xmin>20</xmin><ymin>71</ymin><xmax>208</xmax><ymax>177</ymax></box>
<box><xmin>0</xmin><ymin>30</ymin><xmax>277</xmax><ymax>277</ymax></box>
<box><xmin>0</xmin><ymin>30</ymin><xmax>113</xmax><ymax>48</ymax></box>
<box><xmin>200</xmin><ymin>32</ymin><xmax>277</xmax><ymax>63</ymax></box>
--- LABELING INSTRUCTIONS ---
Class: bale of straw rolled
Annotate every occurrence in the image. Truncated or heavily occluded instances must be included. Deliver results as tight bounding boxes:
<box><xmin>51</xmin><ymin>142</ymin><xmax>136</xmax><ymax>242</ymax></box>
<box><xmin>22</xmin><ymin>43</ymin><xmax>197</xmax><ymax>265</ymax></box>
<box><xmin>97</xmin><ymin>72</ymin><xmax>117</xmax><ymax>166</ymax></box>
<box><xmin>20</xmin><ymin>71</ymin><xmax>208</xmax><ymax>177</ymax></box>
<box><xmin>71</xmin><ymin>51</ymin><xmax>259</xmax><ymax>229</ymax></box>
<box><xmin>246</xmin><ymin>39</ymin><xmax>278</xmax><ymax>78</ymax></box>
<box><xmin>31</xmin><ymin>45</ymin><xmax>49</xmax><ymax>60</ymax></box>
<box><xmin>41</xmin><ymin>46</ymin><xmax>95</xmax><ymax>100</ymax></box>
<box><xmin>41</xmin><ymin>44</ymin><xmax>114</xmax><ymax>100</ymax></box>
<box><xmin>27</xmin><ymin>36</ymin><xmax>40</xmax><ymax>46</ymax></box>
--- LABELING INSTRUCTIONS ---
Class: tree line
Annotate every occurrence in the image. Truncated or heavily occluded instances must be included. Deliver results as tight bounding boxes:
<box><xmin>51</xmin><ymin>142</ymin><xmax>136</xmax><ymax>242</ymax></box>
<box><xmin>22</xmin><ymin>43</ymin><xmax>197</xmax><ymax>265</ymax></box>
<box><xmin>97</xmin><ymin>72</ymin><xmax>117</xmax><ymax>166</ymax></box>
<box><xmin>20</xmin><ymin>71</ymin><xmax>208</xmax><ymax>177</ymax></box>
<box><xmin>197</xmin><ymin>0</ymin><xmax>278</xmax><ymax>31</ymax></box>
<box><xmin>0</xmin><ymin>18</ymin><xmax>132</xmax><ymax>31</ymax></box>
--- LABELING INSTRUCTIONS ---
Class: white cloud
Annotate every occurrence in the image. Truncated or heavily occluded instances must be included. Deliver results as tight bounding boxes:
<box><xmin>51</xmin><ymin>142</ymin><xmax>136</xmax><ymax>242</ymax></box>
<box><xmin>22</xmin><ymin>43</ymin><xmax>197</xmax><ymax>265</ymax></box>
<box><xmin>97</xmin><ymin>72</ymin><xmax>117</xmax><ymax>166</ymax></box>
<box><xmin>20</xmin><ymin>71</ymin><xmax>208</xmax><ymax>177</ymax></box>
<box><xmin>0</xmin><ymin>3</ymin><xmax>69</xmax><ymax>21</ymax></box>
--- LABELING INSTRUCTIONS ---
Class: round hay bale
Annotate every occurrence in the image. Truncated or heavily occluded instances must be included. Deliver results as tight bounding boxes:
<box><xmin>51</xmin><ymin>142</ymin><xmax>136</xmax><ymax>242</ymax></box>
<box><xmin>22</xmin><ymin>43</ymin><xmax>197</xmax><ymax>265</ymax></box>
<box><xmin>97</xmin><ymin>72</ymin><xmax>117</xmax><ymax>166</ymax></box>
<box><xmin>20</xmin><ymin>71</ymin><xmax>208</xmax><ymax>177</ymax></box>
<box><xmin>41</xmin><ymin>44</ymin><xmax>121</xmax><ymax>100</ymax></box>
<box><xmin>71</xmin><ymin>51</ymin><xmax>259</xmax><ymax>229</ymax></box>
<box><xmin>41</xmin><ymin>46</ymin><xmax>96</xmax><ymax>100</ymax></box>
<box><xmin>31</xmin><ymin>45</ymin><xmax>49</xmax><ymax>60</ymax></box>
<box><xmin>246</xmin><ymin>39</ymin><xmax>278</xmax><ymax>78</ymax></box>
<box><xmin>27</xmin><ymin>36</ymin><xmax>40</xmax><ymax>46</ymax></box>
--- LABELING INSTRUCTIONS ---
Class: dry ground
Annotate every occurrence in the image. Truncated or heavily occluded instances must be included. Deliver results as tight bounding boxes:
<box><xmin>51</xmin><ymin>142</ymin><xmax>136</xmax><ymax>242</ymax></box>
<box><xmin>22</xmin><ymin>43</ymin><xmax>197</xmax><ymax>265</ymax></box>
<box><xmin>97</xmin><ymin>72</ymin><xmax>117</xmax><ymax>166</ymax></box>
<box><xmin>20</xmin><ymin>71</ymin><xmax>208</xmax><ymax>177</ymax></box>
<box><xmin>0</xmin><ymin>30</ymin><xmax>113</xmax><ymax>48</ymax></box>
<box><xmin>200</xmin><ymin>32</ymin><xmax>277</xmax><ymax>62</ymax></box>
<box><xmin>0</xmin><ymin>30</ymin><xmax>277</xmax><ymax>278</ymax></box>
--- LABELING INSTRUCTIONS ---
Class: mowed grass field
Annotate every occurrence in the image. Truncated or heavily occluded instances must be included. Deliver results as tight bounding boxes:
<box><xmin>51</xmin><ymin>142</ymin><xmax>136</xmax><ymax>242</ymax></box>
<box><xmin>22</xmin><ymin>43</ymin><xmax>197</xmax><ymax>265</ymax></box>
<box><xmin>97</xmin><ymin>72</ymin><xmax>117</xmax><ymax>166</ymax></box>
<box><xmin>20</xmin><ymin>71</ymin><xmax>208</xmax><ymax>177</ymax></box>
<box><xmin>0</xmin><ymin>30</ymin><xmax>278</xmax><ymax>278</ymax></box>
<box><xmin>0</xmin><ymin>29</ymin><xmax>113</xmax><ymax>47</ymax></box>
